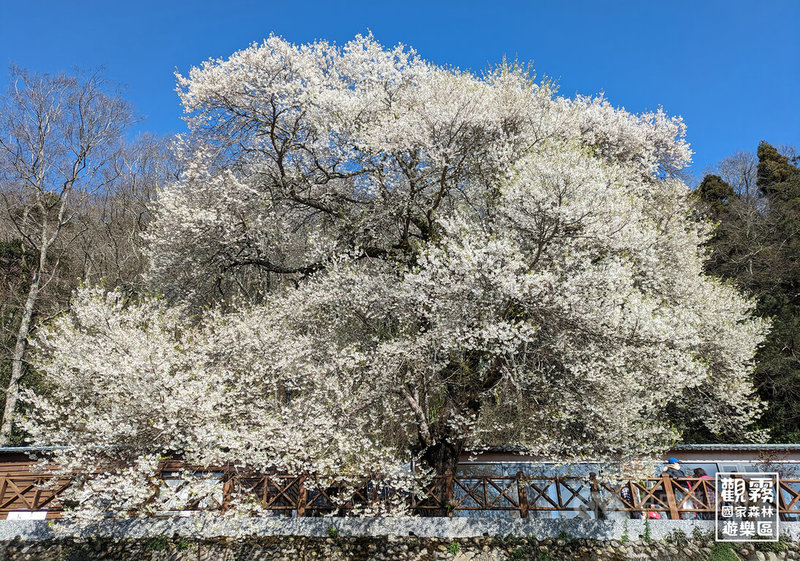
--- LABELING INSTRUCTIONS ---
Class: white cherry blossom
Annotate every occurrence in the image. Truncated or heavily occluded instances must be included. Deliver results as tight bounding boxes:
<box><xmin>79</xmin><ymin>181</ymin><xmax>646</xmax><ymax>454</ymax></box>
<box><xmin>24</xmin><ymin>35</ymin><xmax>767</xmax><ymax>518</ymax></box>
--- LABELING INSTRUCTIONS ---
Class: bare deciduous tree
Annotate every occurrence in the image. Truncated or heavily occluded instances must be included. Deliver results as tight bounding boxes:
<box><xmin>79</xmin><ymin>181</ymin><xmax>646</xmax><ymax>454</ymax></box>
<box><xmin>0</xmin><ymin>67</ymin><xmax>134</xmax><ymax>443</ymax></box>
<box><xmin>73</xmin><ymin>135</ymin><xmax>176</xmax><ymax>295</ymax></box>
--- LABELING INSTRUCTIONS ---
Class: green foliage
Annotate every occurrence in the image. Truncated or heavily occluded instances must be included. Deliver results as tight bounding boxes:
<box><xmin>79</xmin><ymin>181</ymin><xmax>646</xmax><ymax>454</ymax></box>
<box><xmin>447</xmin><ymin>541</ymin><xmax>461</xmax><ymax>555</ymax></box>
<box><xmin>144</xmin><ymin>536</ymin><xmax>168</xmax><ymax>551</ymax></box>
<box><xmin>0</xmin><ymin>240</ymin><xmax>31</xmax><ymax>442</ymax></box>
<box><xmin>665</xmin><ymin>529</ymin><xmax>688</xmax><ymax>546</ymax></box>
<box><xmin>709</xmin><ymin>542</ymin><xmax>739</xmax><ymax>561</ymax></box>
<box><xmin>493</xmin><ymin>538</ymin><xmax>536</xmax><ymax>560</ymax></box>
<box><xmin>691</xmin><ymin>527</ymin><xmax>712</xmax><ymax>542</ymax></box>
<box><xmin>493</xmin><ymin>534</ymin><xmax>521</xmax><ymax>548</ymax></box>
<box><xmin>699</xmin><ymin>141</ymin><xmax>800</xmax><ymax>441</ymax></box>
<box><xmin>695</xmin><ymin>174</ymin><xmax>736</xmax><ymax>216</ymax></box>
<box><xmin>752</xmin><ymin>142</ymin><xmax>800</xmax><ymax>441</ymax></box>
<box><xmin>758</xmin><ymin>141</ymin><xmax>796</xmax><ymax>195</ymax></box>
<box><xmin>176</xmin><ymin>537</ymin><xmax>191</xmax><ymax>551</ymax></box>
<box><xmin>556</xmin><ymin>531</ymin><xmax>574</xmax><ymax>543</ymax></box>
<box><xmin>327</xmin><ymin>527</ymin><xmax>340</xmax><ymax>539</ymax></box>
<box><xmin>642</xmin><ymin>517</ymin><xmax>652</xmax><ymax>543</ymax></box>
<box><xmin>754</xmin><ymin>535</ymin><xmax>789</xmax><ymax>552</ymax></box>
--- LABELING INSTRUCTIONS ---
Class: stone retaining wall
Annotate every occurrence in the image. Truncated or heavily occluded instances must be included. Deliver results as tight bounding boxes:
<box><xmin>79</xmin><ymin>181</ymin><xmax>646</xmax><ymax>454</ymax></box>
<box><xmin>0</xmin><ymin>519</ymin><xmax>796</xmax><ymax>560</ymax></box>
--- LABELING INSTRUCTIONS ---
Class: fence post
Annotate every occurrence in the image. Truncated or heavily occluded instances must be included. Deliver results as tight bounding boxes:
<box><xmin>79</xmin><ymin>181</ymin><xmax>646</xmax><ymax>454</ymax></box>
<box><xmin>221</xmin><ymin>472</ymin><xmax>234</xmax><ymax>514</ymax></box>
<box><xmin>517</xmin><ymin>471</ymin><xmax>529</xmax><ymax>519</ymax></box>
<box><xmin>444</xmin><ymin>469</ymin><xmax>455</xmax><ymax>517</ymax></box>
<box><xmin>297</xmin><ymin>474</ymin><xmax>307</xmax><ymax>517</ymax></box>
<box><xmin>370</xmin><ymin>478</ymin><xmax>379</xmax><ymax>512</ymax></box>
<box><xmin>662</xmin><ymin>476</ymin><xmax>680</xmax><ymax>520</ymax></box>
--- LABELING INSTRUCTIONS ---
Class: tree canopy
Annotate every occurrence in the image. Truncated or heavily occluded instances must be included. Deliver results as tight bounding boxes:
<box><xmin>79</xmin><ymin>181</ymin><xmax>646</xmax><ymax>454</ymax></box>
<box><xmin>21</xmin><ymin>35</ymin><xmax>767</xmax><ymax>517</ymax></box>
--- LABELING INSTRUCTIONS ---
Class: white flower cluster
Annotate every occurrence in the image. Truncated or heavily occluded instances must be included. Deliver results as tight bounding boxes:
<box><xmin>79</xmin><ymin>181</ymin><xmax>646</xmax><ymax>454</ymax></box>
<box><xmin>24</xmin><ymin>34</ymin><xmax>767</xmax><ymax>519</ymax></box>
<box><xmin>23</xmin><ymin>288</ymin><xmax>417</xmax><ymax>518</ymax></box>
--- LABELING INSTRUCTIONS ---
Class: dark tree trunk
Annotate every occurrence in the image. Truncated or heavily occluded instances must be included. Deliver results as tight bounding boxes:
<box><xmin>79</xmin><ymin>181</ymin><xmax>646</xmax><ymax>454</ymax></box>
<box><xmin>419</xmin><ymin>438</ymin><xmax>463</xmax><ymax>516</ymax></box>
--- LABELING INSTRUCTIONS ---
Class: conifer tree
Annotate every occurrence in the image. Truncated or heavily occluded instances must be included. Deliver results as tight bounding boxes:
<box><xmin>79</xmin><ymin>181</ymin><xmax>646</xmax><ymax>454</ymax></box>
<box><xmin>754</xmin><ymin>141</ymin><xmax>800</xmax><ymax>440</ymax></box>
<box><xmin>699</xmin><ymin>141</ymin><xmax>800</xmax><ymax>441</ymax></box>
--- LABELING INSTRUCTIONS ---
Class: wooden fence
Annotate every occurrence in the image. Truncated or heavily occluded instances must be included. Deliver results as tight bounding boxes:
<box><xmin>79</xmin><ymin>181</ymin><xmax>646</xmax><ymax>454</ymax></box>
<box><xmin>0</xmin><ymin>467</ymin><xmax>798</xmax><ymax>520</ymax></box>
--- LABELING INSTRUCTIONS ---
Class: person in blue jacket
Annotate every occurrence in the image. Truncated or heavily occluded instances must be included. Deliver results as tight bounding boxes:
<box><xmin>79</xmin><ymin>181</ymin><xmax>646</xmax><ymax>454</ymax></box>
<box><xmin>662</xmin><ymin>457</ymin><xmax>689</xmax><ymax>519</ymax></box>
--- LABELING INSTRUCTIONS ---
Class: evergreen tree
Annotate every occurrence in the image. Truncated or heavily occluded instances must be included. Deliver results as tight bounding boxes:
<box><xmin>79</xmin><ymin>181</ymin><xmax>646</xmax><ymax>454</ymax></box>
<box><xmin>699</xmin><ymin>141</ymin><xmax>800</xmax><ymax>441</ymax></box>
<box><xmin>697</xmin><ymin>174</ymin><xmax>736</xmax><ymax>217</ymax></box>
<box><xmin>754</xmin><ymin>141</ymin><xmax>800</xmax><ymax>441</ymax></box>
<box><xmin>758</xmin><ymin>142</ymin><xmax>798</xmax><ymax>196</ymax></box>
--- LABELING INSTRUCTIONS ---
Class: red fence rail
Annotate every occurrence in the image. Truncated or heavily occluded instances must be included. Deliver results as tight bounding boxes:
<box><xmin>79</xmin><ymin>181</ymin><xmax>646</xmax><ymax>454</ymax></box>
<box><xmin>0</xmin><ymin>469</ymin><xmax>798</xmax><ymax>520</ymax></box>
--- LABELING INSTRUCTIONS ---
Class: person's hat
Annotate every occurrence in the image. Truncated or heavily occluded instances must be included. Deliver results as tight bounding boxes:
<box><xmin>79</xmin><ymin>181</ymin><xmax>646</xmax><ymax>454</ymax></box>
<box><xmin>668</xmin><ymin>457</ymin><xmax>680</xmax><ymax>465</ymax></box>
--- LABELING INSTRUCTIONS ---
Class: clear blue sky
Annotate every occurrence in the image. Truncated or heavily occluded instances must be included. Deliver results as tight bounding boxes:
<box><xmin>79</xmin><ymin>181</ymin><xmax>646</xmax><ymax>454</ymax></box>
<box><xmin>1</xmin><ymin>0</ymin><xmax>797</xmax><ymax>179</ymax></box>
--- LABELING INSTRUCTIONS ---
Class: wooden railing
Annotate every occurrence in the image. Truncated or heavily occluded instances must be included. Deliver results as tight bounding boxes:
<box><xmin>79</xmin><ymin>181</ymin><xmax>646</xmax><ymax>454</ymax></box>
<box><xmin>0</xmin><ymin>469</ymin><xmax>798</xmax><ymax>520</ymax></box>
<box><xmin>0</xmin><ymin>474</ymin><xmax>69</xmax><ymax>519</ymax></box>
